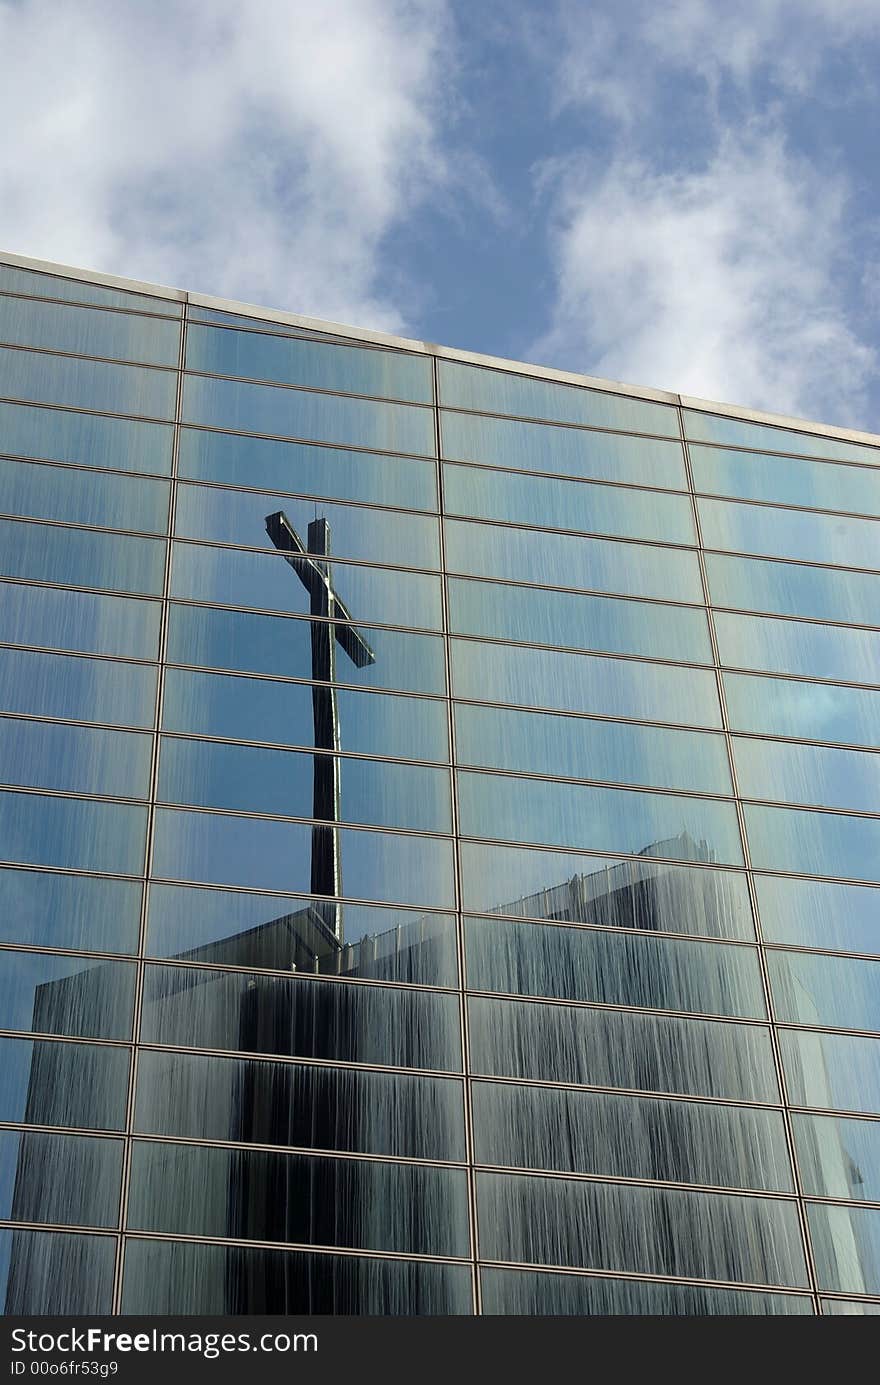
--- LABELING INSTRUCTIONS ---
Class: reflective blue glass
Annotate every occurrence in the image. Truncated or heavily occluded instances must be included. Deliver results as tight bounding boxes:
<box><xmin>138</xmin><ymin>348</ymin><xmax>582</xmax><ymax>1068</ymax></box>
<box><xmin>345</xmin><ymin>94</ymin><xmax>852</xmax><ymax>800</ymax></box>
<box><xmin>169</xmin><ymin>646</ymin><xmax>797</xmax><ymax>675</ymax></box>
<box><xmin>0</xmin><ymin>346</ymin><xmax>176</xmax><ymax>419</ymax></box>
<box><xmin>699</xmin><ymin>497</ymin><xmax>880</xmax><ymax>570</ymax></box>
<box><xmin>706</xmin><ymin>551</ymin><xmax>880</xmax><ymax>623</ymax></box>
<box><xmin>0</xmin><ymin>868</ymin><xmax>141</xmax><ymax>953</ymax></box>
<box><xmin>0</xmin><ymin>582</ymin><xmax>160</xmax><ymax>660</ymax></box>
<box><xmin>0</xmin><ymin>457</ymin><xmax>169</xmax><ymax>532</ymax></box>
<box><xmin>715</xmin><ymin>611</ymin><xmax>880</xmax><ymax>684</ymax></box>
<box><xmin>809</xmin><ymin>1204</ymin><xmax>880</xmax><ymax>1295</ymax></box>
<box><xmin>0</xmin><ymin>1035</ymin><xmax>129</xmax><ymax>1129</ymax></box>
<box><xmin>0</xmin><ymin>1228</ymin><xmax>116</xmax><ymax>1314</ymax></box>
<box><xmin>0</xmin><ymin>718</ymin><xmax>152</xmax><ymax>799</ymax></box>
<box><xmin>794</xmin><ymin>1113</ymin><xmax>880</xmax><ymax>1200</ymax></box>
<box><xmin>183</xmin><ymin>376</ymin><xmax>435</xmax><ymax>456</ymax></box>
<box><xmin>0</xmin><ymin>790</ymin><xmax>147</xmax><ymax>874</ymax></box>
<box><xmin>0</xmin><ymin>648</ymin><xmax>156</xmax><ymax>728</ymax></box>
<box><xmin>684</xmin><ymin>409</ymin><xmax>880</xmax><ymax>466</ymax></box>
<box><xmin>756</xmin><ymin>876</ymin><xmax>880</xmax><ymax>955</ymax></box>
<box><xmin>0</xmin><ymin>400</ymin><xmax>173</xmax><ymax>476</ymax></box>
<box><xmin>0</xmin><ymin>295</ymin><xmax>179</xmax><ymax>366</ymax></box>
<box><xmin>481</xmin><ymin>1268</ymin><xmax>811</xmax><ymax>1315</ymax></box>
<box><xmin>186</xmin><ymin>324</ymin><xmax>432</xmax><ymax>402</ymax></box>
<box><xmin>735</xmin><ymin>738</ymin><xmax>880</xmax><ymax>812</ymax></box>
<box><xmin>691</xmin><ymin>443</ymin><xmax>880</xmax><ymax>516</ymax></box>
<box><xmin>770</xmin><ymin>951</ymin><xmax>880</xmax><ymax>1032</ymax></box>
<box><xmin>0</xmin><ymin>950</ymin><xmax>134</xmax><ymax>1039</ymax></box>
<box><xmin>781</xmin><ymin>1029</ymin><xmax>880</xmax><ymax>1114</ymax></box>
<box><xmin>178</xmin><ymin>429</ymin><xmax>437</xmax><ymax>510</ymax></box>
<box><xmin>0</xmin><ymin>1130</ymin><xmax>122</xmax><ymax>1228</ymax></box>
<box><xmin>0</xmin><ymin>264</ymin><xmax>180</xmax><ymax>315</ymax></box>
<box><xmin>745</xmin><ymin>804</ymin><xmax>880</xmax><ymax>881</ymax></box>
<box><xmin>0</xmin><ymin>518</ymin><xmax>165</xmax><ymax>595</ymax></box>
<box><xmin>725</xmin><ymin>671</ymin><xmax>880</xmax><ymax>748</ymax></box>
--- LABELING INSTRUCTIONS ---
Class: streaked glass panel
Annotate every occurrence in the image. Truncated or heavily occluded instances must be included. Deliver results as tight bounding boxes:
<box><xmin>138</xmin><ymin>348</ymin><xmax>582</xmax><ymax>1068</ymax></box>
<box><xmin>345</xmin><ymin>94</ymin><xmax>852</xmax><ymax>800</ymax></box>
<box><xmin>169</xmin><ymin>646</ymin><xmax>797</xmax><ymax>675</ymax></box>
<box><xmin>152</xmin><ymin>809</ymin><xmax>455</xmax><ymax>908</ymax></box>
<box><xmin>140</xmin><ymin>964</ymin><xmax>460</xmax><ymax>1072</ymax></box>
<box><xmin>700</xmin><ymin>496</ymin><xmax>880</xmax><ymax>569</ymax></box>
<box><xmin>0</xmin><ymin>648</ymin><xmax>156</xmax><ymax>729</ymax></box>
<box><xmin>0</xmin><ymin>1131</ymin><xmax>122</xmax><ymax>1227</ymax></box>
<box><xmin>794</xmin><ymin>1113</ymin><xmax>880</xmax><ymax>1201</ymax></box>
<box><xmin>439</xmin><ymin>360</ymin><xmax>680</xmax><ymax>437</ymax></box>
<box><xmin>178</xmin><ymin>429</ymin><xmax>437</xmax><ymax>510</ymax></box>
<box><xmin>187</xmin><ymin>324</ymin><xmax>432</xmax><ymax>403</ymax></box>
<box><xmin>821</xmin><ymin>1300</ymin><xmax>880</xmax><ymax>1314</ymax></box>
<box><xmin>469</xmin><ymin>996</ymin><xmax>779</xmax><ymax>1102</ymax></box>
<box><xmin>457</xmin><ymin>772</ymin><xmax>744</xmax><ymax>864</ymax></box>
<box><xmin>175</xmin><ymin>485</ymin><xmax>440</xmax><ymax>568</ymax></box>
<box><xmin>0</xmin><ymin>791</ymin><xmax>147</xmax><ymax>875</ymax></box>
<box><xmin>735</xmin><ymin>737</ymin><xmax>880</xmax><ymax>812</ymax></box>
<box><xmin>0</xmin><ymin>400</ymin><xmax>173</xmax><ymax>475</ymax></box>
<box><xmin>0</xmin><ymin>1228</ymin><xmax>115</xmax><ymax>1315</ymax></box>
<box><xmin>756</xmin><ymin>876</ymin><xmax>880</xmax><ymax>955</ymax></box>
<box><xmin>477</xmin><ymin>1172</ymin><xmax>807</xmax><ymax>1286</ymax></box>
<box><xmin>745</xmin><ymin>803</ymin><xmax>880</xmax><ymax>882</ymax></box>
<box><xmin>0</xmin><ymin>263</ymin><xmax>180</xmax><ymax>315</ymax></box>
<box><xmin>128</xmin><ymin>1142</ymin><xmax>468</xmax><ymax>1256</ymax></box>
<box><xmin>183</xmin><ymin>376</ymin><xmax>435</xmax><ymax>456</ymax></box>
<box><xmin>684</xmin><ymin>409</ymin><xmax>880</xmax><ymax>466</ymax></box>
<box><xmin>146</xmin><ymin>884</ymin><xmax>457</xmax><ymax>988</ymax></box>
<box><xmin>473</xmin><ymin>1082</ymin><xmax>791</xmax><ymax>1190</ymax></box>
<box><xmin>0</xmin><ymin>869</ymin><xmax>141</xmax><ymax>954</ymax></box>
<box><xmin>455</xmin><ymin>704</ymin><xmax>731</xmax><ymax>794</ymax></box>
<box><xmin>0</xmin><ymin>718</ymin><xmax>152</xmax><ymax>799</ymax></box>
<box><xmin>0</xmin><ymin>950</ymin><xmax>134</xmax><ymax>1039</ymax></box>
<box><xmin>809</xmin><ymin>1204</ymin><xmax>880</xmax><ymax>1295</ymax></box>
<box><xmin>691</xmin><ymin>443</ymin><xmax>880</xmax><ymax>516</ymax></box>
<box><xmin>715</xmin><ymin>611</ymin><xmax>880</xmax><ymax>684</ymax></box>
<box><xmin>0</xmin><ymin>295</ymin><xmax>179</xmax><ymax>366</ymax></box>
<box><xmin>441</xmin><ymin>410</ymin><xmax>685</xmax><ymax>487</ymax></box>
<box><xmin>449</xmin><ymin>577</ymin><xmax>712</xmax><ymax>663</ymax></box>
<box><xmin>0</xmin><ymin>346</ymin><xmax>176</xmax><ymax>419</ymax></box>
<box><xmin>121</xmin><ymin>1238</ymin><xmax>471</xmax><ymax>1315</ymax></box>
<box><xmin>451</xmin><ymin>641</ymin><xmax>721</xmax><ymax>727</ymax></box>
<box><xmin>725</xmin><ymin>672</ymin><xmax>880</xmax><ymax>748</ymax></box>
<box><xmin>443</xmin><ymin>464</ymin><xmax>694</xmax><ymax>543</ymax></box>
<box><xmin>0</xmin><ymin>458</ymin><xmax>169</xmax><ymax>532</ymax></box>
<box><xmin>781</xmin><ymin>1029</ymin><xmax>880</xmax><ymax>1114</ymax></box>
<box><xmin>170</xmin><ymin>542</ymin><xmax>442</xmax><ymax>630</ymax></box>
<box><xmin>0</xmin><ymin>1036</ymin><xmax>129</xmax><ymax>1129</ymax></box>
<box><xmin>0</xmin><ymin>518</ymin><xmax>165</xmax><ymax>595</ymax></box>
<box><xmin>0</xmin><ymin>582</ymin><xmax>160</xmax><ymax>661</ymax></box>
<box><xmin>770</xmin><ymin>951</ymin><xmax>880</xmax><ymax>1032</ymax></box>
<box><xmin>167</xmin><ymin>605</ymin><xmax>446</xmax><ymax>694</ymax></box>
<box><xmin>707</xmin><ymin>551</ymin><xmax>880</xmax><ymax>624</ymax></box>
<box><xmin>465</xmin><ymin>916</ymin><xmax>764</xmax><ymax>1018</ymax></box>
<box><xmin>481</xmin><ymin>1268</ymin><xmax>811</xmax><ymax>1315</ymax></box>
<box><xmin>135</xmin><ymin>1049</ymin><xmax>464</xmax><ymax>1160</ymax></box>
<box><xmin>446</xmin><ymin>519</ymin><xmax>701</xmax><ymax>603</ymax></box>
<box><xmin>460</xmin><ymin>842</ymin><xmax>755</xmax><ymax>940</ymax></box>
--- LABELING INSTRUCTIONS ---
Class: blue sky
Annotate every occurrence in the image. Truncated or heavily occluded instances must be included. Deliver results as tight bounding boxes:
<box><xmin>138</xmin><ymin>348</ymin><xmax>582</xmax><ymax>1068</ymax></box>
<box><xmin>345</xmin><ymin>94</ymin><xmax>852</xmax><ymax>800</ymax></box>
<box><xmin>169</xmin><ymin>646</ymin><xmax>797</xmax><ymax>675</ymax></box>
<box><xmin>2</xmin><ymin>0</ymin><xmax>880</xmax><ymax>431</ymax></box>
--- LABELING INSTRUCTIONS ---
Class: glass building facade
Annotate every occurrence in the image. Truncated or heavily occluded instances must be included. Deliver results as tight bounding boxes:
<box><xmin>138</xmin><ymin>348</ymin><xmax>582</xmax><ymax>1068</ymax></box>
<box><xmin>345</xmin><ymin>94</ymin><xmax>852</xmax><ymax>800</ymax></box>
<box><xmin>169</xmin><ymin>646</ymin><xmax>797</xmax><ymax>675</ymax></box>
<box><xmin>1</xmin><ymin>250</ymin><xmax>879</xmax><ymax>1316</ymax></box>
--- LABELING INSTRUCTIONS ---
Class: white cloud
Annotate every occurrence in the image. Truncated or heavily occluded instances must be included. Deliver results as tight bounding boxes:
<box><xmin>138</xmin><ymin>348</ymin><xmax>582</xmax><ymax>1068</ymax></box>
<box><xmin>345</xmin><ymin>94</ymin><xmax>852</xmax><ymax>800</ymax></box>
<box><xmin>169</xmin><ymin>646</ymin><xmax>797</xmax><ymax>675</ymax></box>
<box><xmin>0</xmin><ymin>0</ymin><xmax>453</xmax><ymax>330</ymax></box>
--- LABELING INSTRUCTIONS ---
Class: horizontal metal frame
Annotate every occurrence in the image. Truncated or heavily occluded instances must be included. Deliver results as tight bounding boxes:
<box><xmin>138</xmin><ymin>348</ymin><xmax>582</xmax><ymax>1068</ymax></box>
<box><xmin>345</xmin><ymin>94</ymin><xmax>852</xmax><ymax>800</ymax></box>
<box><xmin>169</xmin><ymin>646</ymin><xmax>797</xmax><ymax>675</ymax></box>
<box><xmin>0</xmin><ymin>286</ymin><xmax>181</xmax><ymax>325</ymax></box>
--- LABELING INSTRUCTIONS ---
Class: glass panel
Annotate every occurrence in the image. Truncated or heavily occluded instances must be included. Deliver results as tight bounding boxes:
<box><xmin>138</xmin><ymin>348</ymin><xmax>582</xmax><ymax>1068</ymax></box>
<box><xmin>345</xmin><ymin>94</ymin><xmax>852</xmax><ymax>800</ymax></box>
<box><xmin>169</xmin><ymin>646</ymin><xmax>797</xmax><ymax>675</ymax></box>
<box><xmin>756</xmin><ymin>876</ymin><xmax>880</xmax><ymax>955</ymax></box>
<box><xmin>707</xmin><ymin>551</ymin><xmax>880</xmax><ymax>624</ymax></box>
<box><xmin>0</xmin><ymin>788</ymin><xmax>147</xmax><ymax>875</ymax></box>
<box><xmin>0</xmin><ymin>582</ymin><xmax>161</xmax><ymax>660</ymax></box>
<box><xmin>441</xmin><ymin>409</ymin><xmax>685</xmax><ymax>487</ymax></box>
<box><xmin>175</xmin><ymin>485</ymin><xmax>439</xmax><ymax>568</ymax></box>
<box><xmin>187</xmin><ymin>324</ymin><xmax>432</xmax><ymax>403</ymax></box>
<box><xmin>457</xmin><ymin>771</ymin><xmax>744</xmax><ymax>865</ymax></box>
<box><xmin>0</xmin><ymin>1228</ymin><xmax>115</xmax><ymax>1314</ymax></box>
<box><xmin>700</xmin><ymin>496</ymin><xmax>880</xmax><ymax>569</ymax></box>
<box><xmin>781</xmin><ymin>1029</ymin><xmax>880</xmax><ymax>1114</ymax></box>
<box><xmin>473</xmin><ymin>1082</ymin><xmax>792</xmax><ymax>1190</ymax></box>
<box><xmin>0</xmin><ymin>869</ymin><xmax>141</xmax><ymax>954</ymax></box>
<box><xmin>0</xmin><ymin>1036</ymin><xmax>129</xmax><ymax>1129</ymax></box>
<box><xmin>691</xmin><ymin>444</ymin><xmax>880</xmax><ymax>516</ymax></box>
<box><xmin>460</xmin><ymin>842</ymin><xmax>755</xmax><ymax>940</ymax></box>
<box><xmin>128</xmin><ymin>1142</ymin><xmax>468</xmax><ymax>1256</ymax></box>
<box><xmin>170</xmin><ymin>542</ymin><xmax>442</xmax><ymax>630</ymax></box>
<box><xmin>745</xmin><ymin>803</ymin><xmax>880</xmax><ymax>882</ymax></box>
<box><xmin>167</xmin><ymin>605</ymin><xmax>445</xmax><ymax>694</ymax></box>
<box><xmin>135</xmin><ymin>1049</ymin><xmax>465</xmax><ymax>1160</ymax></box>
<box><xmin>0</xmin><ymin>346</ymin><xmax>176</xmax><ymax>419</ymax></box>
<box><xmin>0</xmin><ymin>295</ymin><xmax>179</xmax><ymax>366</ymax></box>
<box><xmin>0</xmin><ymin>648</ymin><xmax>156</xmax><ymax>728</ymax></box>
<box><xmin>163</xmin><ymin>669</ymin><xmax>448</xmax><ymax>763</ymax></box>
<box><xmin>715</xmin><ymin>611</ymin><xmax>880</xmax><ymax>684</ymax></box>
<box><xmin>0</xmin><ymin>518</ymin><xmax>165</xmax><ymax>595</ymax></box>
<box><xmin>684</xmin><ymin>409</ymin><xmax>880</xmax><ymax>467</ymax></box>
<box><xmin>183</xmin><ymin>376</ymin><xmax>435</xmax><ymax>456</ymax></box>
<box><xmin>481</xmin><ymin>1267</ymin><xmax>811</xmax><ymax>1315</ymax></box>
<box><xmin>146</xmin><ymin>884</ymin><xmax>457</xmax><ymax>988</ymax></box>
<box><xmin>809</xmin><ymin>1203</ymin><xmax>880</xmax><ymax>1295</ymax></box>
<box><xmin>725</xmin><ymin>671</ymin><xmax>880</xmax><ymax>748</ymax></box>
<box><xmin>455</xmin><ymin>704</ymin><xmax>732</xmax><ymax>794</ymax></box>
<box><xmin>820</xmin><ymin>1298</ymin><xmax>880</xmax><ymax>1314</ymax></box>
<box><xmin>0</xmin><ymin>718</ymin><xmax>152</xmax><ymax>799</ymax></box>
<box><xmin>0</xmin><ymin>950</ymin><xmax>134</xmax><ymax>1039</ymax></box>
<box><xmin>141</xmin><ymin>964</ymin><xmax>461</xmax><ymax>1072</ymax></box>
<box><xmin>0</xmin><ymin>400</ymin><xmax>173</xmax><ymax>476</ymax></box>
<box><xmin>158</xmin><ymin>739</ymin><xmax>450</xmax><ymax>833</ymax></box>
<box><xmin>121</xmin><ymin>1238</ymin><xmax>471</xmax><ymax>1315</ymax></box>
<box><xmin>735</xmin><ymin>737</ymin><xmax>880</xmax><ymax>812</ymax></box>
<box><xmin>451</xmin><ymin>641</ymin><xmax>721</xmax><ymax>727</ymax></box>
<box><xmin>793</xmin><ymin>1113</ymin><xmax>880</xmax><ymax>1201</ymax></box>
<box><xmin>477</xmin><ymin>1171</ymin><xmax>807</xmax><ymax>1286</ymax></box>
<box><xmin>449</xmin><ymin>577</ymin><xmax>712</xmax><ymax>663</ymax></box>
<box><xmin>0</xmin><ymin>263</ymin><xmax>180</xmax><ymax>315</ymax></box>
<box><xmin>445</xmin><ymin>519</ymin><xmax>701</xmax><ymax>603</ymax></box>
<box><xmin>469</xmin><ymin>996</ymin><xmax>779</xmax><ymax>1102</ymax></box>
<box><xmin>443</xmin><ymin>464</ymin><xmax>694</xmax><ymax>543</ymax></box>
<box><xmin>178</xmin><ymin>428</ymin><xmax>437</xmax><ymax>510</ymax></box>
<box><xmin>0</xmin><ymin>1130</ymin><xmax>122</xmax><ymax>1226</ymax></box>
<box><xmin>439</xmin><ymin>360</ymin><xmax>680</xmax><ymax>437</ymax></box>
<box><xmin>0</xmin><ymin>458</ymin><xmax>169</xmax><ymax>532</ymax></box>
<box><xmin>465</xmin><ymin>916</ymin><xmax>764</xmax><ymax>1018</ymax></box>
<box><xmin>152</xmin><ymin>809</ymin><xmax>455</xmax><ymax>908</ymax></box>
<box><xmin>770</xmin><ymin>951</ymin><xmax>880</xmax><ymax>1032</ymax></box>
